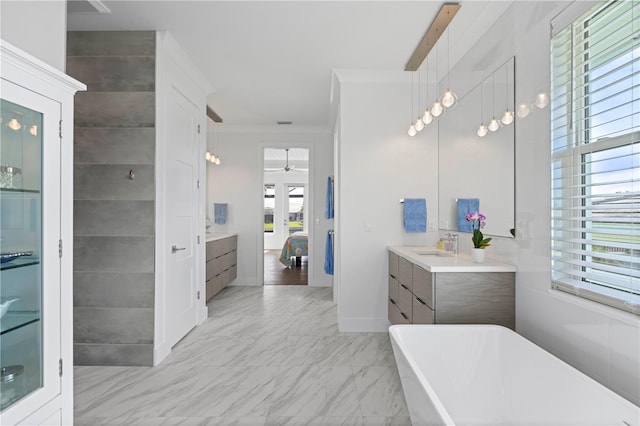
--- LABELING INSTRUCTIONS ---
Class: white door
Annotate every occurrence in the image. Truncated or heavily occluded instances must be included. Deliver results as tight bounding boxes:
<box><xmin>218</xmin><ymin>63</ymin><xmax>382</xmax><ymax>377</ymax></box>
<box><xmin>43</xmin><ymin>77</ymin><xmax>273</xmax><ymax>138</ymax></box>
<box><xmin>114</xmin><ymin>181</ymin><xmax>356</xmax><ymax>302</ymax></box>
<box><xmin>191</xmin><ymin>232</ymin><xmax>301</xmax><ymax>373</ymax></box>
<box><xmin>164</xmin><ymin>87</ymin><xmax>199</xmax><ymax>348</ymax></box>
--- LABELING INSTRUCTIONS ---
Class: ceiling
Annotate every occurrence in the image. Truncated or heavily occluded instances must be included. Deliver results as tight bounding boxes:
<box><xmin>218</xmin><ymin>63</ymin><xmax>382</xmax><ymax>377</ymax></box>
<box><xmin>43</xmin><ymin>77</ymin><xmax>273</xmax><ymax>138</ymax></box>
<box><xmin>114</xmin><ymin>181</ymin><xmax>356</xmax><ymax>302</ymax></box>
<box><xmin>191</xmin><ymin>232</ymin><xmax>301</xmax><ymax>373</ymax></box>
<box><xmin>67</xmin><ymin>1</ymin><xmax>511</xmax><ymax>128</ymax></box>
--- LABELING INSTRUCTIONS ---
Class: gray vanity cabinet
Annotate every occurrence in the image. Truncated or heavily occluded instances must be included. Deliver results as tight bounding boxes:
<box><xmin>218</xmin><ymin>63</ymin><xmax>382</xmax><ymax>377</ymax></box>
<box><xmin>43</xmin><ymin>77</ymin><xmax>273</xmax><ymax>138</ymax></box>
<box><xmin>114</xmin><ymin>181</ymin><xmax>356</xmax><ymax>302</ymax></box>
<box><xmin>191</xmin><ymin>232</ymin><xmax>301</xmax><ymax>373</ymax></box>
<box><xmin>388</xmin><ymin>249</ymin><xmax>515</xmax><ymax>329</ymax></box>
<box><xmin>206</xmin><ymin>235</ymin><xmax>237</xmax><ymax>301</ymax></box>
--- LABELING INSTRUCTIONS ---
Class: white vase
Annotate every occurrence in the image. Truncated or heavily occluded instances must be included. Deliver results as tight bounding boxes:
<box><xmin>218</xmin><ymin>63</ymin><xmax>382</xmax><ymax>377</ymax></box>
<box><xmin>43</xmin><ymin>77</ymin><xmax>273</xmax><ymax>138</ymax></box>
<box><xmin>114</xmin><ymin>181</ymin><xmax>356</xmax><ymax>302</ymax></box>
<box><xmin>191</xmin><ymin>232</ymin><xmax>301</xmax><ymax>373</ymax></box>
<box><xmin>471</xmin><ymin>248</ymin><xmax>486</xmax><ymax>263</ymax></box>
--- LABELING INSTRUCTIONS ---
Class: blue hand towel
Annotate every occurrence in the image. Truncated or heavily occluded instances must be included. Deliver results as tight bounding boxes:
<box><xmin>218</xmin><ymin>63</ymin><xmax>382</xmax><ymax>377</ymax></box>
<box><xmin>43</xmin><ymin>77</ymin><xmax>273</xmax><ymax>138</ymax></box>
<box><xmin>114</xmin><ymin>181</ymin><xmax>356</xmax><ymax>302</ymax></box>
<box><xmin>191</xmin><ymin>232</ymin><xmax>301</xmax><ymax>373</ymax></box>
<box><xmin>403</xmin><ymin>198</ymin><xmax>427</xmax><ymax>233</ymax></box>
<box><xmin>325</xmin><ymin>176</ymin><xmax>334</xmax><ymax>219</ymax></box>
<box><xmin>214</xmin><ymin>203</ymin><xmax>228</xmax><ymax>224</ymax></box>
<box><xmin>457</xmin><ymin>198</ymin><xmax>479</xmax><ymax>232</ymax></box>
<box><xmin>324</xmin><ymin>230</ymin><xmax>334</xmax><ymax>275</ymax></box>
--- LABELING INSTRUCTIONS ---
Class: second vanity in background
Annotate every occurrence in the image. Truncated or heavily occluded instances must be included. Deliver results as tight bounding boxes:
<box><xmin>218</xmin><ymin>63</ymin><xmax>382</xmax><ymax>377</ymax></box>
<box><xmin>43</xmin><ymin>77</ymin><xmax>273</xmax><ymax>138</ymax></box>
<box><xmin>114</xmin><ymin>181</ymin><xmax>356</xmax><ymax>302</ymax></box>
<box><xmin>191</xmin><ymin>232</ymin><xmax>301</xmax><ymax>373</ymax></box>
<box><xmin>205</xmin><ymin>233</ymin><xmax>238</xmax><ymax>301</ymax></box>
<box><xmin>388</xmin><ymin>246</ymin><xmax>516</xmax><ymax>329</ymax></box>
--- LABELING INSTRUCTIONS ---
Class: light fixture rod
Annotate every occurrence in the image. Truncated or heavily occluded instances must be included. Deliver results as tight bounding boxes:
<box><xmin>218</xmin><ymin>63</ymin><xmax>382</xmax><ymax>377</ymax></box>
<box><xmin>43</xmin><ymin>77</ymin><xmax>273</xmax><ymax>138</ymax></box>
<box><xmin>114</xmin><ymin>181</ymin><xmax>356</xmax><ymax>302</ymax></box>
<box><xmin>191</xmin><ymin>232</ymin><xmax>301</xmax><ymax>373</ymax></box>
<box><xmin>404</xmin><ymin>3</ymin><xmax>461</xmax><ymax>72</ymax></box>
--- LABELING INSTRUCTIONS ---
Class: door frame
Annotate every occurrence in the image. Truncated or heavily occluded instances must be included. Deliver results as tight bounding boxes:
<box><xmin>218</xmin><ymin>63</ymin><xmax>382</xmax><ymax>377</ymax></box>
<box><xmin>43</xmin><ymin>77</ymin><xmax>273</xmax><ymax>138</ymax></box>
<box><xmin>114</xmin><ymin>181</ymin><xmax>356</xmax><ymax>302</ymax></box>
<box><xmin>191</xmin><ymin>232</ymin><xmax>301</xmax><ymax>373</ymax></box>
<box><xmin>259</xmin><ymin>144</ymin><xmax>314</xmax><ymax>286</ymax></box>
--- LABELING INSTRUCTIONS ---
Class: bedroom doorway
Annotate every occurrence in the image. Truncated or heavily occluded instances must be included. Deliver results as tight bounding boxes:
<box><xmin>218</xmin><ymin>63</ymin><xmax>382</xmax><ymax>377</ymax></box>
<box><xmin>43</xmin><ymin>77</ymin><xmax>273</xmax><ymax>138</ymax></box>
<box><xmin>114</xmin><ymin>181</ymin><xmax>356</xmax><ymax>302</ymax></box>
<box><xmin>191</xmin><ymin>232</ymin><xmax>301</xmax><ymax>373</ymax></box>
<box><xmin>263</xmin><ymin>147</ymin><xmax>309</xmax><ymax>285</ymax></box>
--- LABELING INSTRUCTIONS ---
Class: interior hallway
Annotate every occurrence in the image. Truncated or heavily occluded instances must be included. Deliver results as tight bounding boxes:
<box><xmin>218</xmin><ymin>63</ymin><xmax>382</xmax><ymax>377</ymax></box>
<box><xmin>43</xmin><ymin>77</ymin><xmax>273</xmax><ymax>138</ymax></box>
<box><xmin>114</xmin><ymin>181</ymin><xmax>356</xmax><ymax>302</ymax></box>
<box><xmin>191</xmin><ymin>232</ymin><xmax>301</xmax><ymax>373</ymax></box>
<box><xmin>74</xmin><ymin>286</ymin><xmax>410</xmax><ymax>425</ymax></box>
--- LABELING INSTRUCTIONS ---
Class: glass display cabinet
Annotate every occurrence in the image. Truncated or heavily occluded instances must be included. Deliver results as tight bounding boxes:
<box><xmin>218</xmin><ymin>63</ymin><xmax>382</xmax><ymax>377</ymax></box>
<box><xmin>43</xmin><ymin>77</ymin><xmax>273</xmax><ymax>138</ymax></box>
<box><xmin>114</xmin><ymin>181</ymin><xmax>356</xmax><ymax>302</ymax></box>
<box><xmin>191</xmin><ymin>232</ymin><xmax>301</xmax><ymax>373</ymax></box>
<box><xmin>0</xmin><ymin>40</ymin><xmax>84</xmax><ymax>426</ymax></box>
<box><xmin>1</xmin><ymin>98</ymin><xmax>45</xmax><ymax>412</ymax></box>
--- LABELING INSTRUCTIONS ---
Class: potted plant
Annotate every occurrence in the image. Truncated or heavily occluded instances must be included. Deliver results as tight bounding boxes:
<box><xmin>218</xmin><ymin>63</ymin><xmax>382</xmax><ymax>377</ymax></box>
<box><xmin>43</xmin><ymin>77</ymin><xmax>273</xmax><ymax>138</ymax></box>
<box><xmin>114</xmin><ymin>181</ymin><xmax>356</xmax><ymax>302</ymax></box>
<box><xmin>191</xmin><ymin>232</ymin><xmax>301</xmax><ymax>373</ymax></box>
<box><xmin>465</xmin><ymin>211</ymin><xmax>492</xmax><ymax>263</ymax></box>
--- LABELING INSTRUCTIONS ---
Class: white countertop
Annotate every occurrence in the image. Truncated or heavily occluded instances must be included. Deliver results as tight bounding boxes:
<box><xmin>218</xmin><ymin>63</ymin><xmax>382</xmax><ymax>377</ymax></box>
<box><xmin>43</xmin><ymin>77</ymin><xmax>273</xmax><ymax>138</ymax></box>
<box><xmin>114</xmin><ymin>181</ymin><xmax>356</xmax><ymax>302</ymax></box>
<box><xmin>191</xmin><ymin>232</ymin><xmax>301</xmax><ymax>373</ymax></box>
<box><xmin>388</xmin><ymin>246</ymin><xmax>517</xmax><ymax>273</ymax></box>
<box><xmin>206</xmin><ymin>232</ymin><xmax>237</xmax><ymax>243</ymax></box>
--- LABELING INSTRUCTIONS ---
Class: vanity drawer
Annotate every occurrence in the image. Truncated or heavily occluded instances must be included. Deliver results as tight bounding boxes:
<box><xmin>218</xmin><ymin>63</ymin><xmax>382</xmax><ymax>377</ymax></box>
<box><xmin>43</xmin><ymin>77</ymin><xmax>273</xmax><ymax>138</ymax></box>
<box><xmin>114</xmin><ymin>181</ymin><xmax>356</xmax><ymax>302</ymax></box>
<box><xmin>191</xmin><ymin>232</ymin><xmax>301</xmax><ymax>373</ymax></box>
<box><xmin>389</xmin><ymin>299</ymin><xmax>410</xmax><ymax>325</ymax></box>
<box><xmin>206</xmin><ymin>259</ymin><xmax>217</xmax><ymax>281</ymax></box>
<box><xmin>388</xmin><ymin>251</ymin><xmax>399</xmax><ymax>278</ymax></box>
<box><xmin>412</xmin><ymin>296</ymin><xmax>434</xmax><ymax>324</ymax></box>
<box><xmin>397</xmin><ymin>282</ymin><xmax>413</xmax><ymax>320</ymax></box>
<box><xmin>398</xmin><ymin>256</ymin><xmax>413</xmax><ymax>291</ymax></box>
<box><xmin>412</xmin><ymin>265</ymin><xmax>433</xmax><ymax>309</ymax></box>
<box><xmin>388</xmin><ymin>276</ymin><xmax>399</xmax><ymax>303</ymax></box>
<box><xmin>206</xmin><ymin>241</ymin><xmax>216</xmax><ymax>261</ymax></box>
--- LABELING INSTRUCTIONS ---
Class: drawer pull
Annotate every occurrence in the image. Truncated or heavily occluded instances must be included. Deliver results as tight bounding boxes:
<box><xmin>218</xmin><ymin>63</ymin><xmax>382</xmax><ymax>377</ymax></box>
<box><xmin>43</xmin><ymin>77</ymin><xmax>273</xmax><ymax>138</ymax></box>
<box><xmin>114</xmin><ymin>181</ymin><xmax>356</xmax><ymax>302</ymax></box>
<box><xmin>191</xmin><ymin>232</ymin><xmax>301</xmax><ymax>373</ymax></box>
<box><xmin>400</xmin><ymin>312</ymin><xmax>409</xmax><ymax>320</ymax></box>
<box><xmin>389</xmin><ymin>298</ymin><xmax>397</xmax><ymax>305</ymax></box>
<box><xmin>400</xmin><ymin>284</ymin><xmax>409</xmax><ymax>290</ymax></box>
<box><xmin>415</xmin><ymin>296</ymin><xmax>426</xmax><ymax>305</ymax></box>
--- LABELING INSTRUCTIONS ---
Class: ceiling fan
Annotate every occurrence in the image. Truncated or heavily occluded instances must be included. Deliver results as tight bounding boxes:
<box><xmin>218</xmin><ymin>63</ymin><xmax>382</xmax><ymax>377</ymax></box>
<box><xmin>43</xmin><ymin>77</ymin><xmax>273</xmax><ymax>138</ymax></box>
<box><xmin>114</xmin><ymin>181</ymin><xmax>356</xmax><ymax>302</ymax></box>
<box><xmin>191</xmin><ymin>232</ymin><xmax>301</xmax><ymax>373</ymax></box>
<box><xmin>265</xmin><ymin>148</ymin><xmax>306</xmax><ymax>173</ymax></box>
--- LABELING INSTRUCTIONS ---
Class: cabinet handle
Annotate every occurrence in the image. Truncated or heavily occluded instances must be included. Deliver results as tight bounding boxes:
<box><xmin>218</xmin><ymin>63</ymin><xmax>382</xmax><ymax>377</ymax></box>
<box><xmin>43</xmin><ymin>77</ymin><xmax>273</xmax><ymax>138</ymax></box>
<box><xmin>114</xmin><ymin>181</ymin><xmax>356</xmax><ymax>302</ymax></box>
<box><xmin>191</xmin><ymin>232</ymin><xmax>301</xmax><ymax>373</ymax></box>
<box><xmin>400</xmin><ymin>312</ymin><xmax>409</xmax><ymax>320</ymax></box>
<box><xmin>400</xmin><ymin>284</ymin><xmax>409</xmax><ymax>291</ymax></box>
<box><xmin>389</xmin><ymin>298</ymin><xmax>397</xmax><ymax>305</ymax></box>
<box><xmin>415</xmin><ymin>296</ymin><xmax>426</xmax><ymax>305</ymax></box>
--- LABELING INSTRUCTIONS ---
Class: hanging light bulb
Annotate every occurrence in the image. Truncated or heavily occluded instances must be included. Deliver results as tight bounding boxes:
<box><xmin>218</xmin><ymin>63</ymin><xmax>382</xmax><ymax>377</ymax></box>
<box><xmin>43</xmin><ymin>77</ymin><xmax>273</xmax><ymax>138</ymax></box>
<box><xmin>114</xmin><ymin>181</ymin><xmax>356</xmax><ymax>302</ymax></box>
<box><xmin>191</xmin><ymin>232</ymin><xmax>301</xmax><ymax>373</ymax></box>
<box><xmin>517</xmin><ymin>103</ymin><xmax>531</xmax><ymax>118</ymax></box>
<box><xmin>206</xmin><ymin>152</ymin><xmax>212</xmax><ymax>161</ymax></box>
<box><xmin>501</xmin><ymin>110</ymin><xmax>514</xmax><ymax>125</ymax></box>
<box><xmin>500</xmin><ymin>60</ymin><xmax>513</xmax><ymax>125</ymax></box>
<box><xmin>7</xmin><ymin>118</ymin><xmax>21</xmax><ymax>131</ymax></box>
<box><xmin>422</xmin><ymin>108</ymin><xmax>433</xmax><ymax>125</ymax></box>
<box><xmin>415</xmin><ymin>116</ymin><xmax>425</xmax><ymax>132</ymax></box>
<box><xmin>441</xmin><ymin>89</ymin><xmax>457</xmax><ymax>108</ymax></box>
<box><xmin>214</xmin><ymin>156</ymin><xmax>221</xmax><ymax>165</ymax></box>
<box><xmin>476</xmin><ymin>78</ymin><xmax>487</xmax><ymax>138</ymax></box>
<box><xmin>29</xmin><ymin>124</ymin><xmax>38</xmax><ymax>136</ymax></box>
<box><xmin>431</xmin><ymin>100</ymin><xmax>444</xmax><ymax>117</ymax></box>
<box><xmin>408</xmin><ymin>124</ymin><xmax>417</xmax><ymax>137</ymax></box>
<box><xmin>534</xmin><ymin>92</ymin><xmax>549</xmax><ymax>109</ymax></box>
<box><xmin>441</xmin><ymin>22</ymin><xmax>458</xmax><ymax>109</ymax></box>
<box><xmin>488</xmin><ymin>117</ymin><xmax>500</xmax><ymax>132</ymax></box>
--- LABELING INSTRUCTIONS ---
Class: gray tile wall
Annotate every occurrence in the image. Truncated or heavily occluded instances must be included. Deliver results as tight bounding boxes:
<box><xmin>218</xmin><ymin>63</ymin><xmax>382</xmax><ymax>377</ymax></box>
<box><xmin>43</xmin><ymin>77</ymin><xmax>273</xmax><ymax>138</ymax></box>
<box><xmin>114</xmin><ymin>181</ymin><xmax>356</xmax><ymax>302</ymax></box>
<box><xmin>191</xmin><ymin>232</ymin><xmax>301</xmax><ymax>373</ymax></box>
<box><xmin>67</xmin><ymin>31</ymin><xmax>156</xmax><ymax>366</ymax></box>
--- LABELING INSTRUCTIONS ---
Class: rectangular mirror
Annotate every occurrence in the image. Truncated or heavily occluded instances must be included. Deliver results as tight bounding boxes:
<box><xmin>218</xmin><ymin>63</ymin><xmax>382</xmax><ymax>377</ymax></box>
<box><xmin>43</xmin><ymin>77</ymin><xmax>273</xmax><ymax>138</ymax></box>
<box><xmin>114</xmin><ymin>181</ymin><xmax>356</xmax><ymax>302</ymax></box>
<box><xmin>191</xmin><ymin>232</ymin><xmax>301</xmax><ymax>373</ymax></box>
<box><xmin>438</xmin><ymin>57</ymin><xmax>515</xmax><ymax>238</ymax></box>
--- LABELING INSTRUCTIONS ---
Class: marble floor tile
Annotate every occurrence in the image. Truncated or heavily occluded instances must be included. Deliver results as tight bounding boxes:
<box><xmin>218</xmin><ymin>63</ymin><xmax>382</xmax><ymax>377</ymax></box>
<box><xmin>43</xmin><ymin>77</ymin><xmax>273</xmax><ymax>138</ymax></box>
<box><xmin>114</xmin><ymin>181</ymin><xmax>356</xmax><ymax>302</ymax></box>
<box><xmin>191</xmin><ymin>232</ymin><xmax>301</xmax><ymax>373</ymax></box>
<box><xmin>74</xmin><ymin>286</ymin><xmax>410</xmax><ymax>425</ymax></box>
<box><xmin>267</xmin><ymin>366</ymin><xmax>361</xmax><ymax>418</ymax></box>
<box><xmin>352</xmin><ymin>365</ymin><xmax>408</xmax><ymax>417</ymax></box>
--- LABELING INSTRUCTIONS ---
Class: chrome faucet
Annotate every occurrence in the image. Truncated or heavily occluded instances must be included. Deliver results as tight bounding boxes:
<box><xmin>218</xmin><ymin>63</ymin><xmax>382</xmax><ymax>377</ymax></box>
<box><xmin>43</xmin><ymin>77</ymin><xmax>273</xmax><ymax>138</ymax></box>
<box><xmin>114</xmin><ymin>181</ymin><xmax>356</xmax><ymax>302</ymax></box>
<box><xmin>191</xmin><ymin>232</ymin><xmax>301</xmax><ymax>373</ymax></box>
<box><xmin>451</xmin><ymin>234</ymin><xmax>459</xmax><ymax>254</ymax></box>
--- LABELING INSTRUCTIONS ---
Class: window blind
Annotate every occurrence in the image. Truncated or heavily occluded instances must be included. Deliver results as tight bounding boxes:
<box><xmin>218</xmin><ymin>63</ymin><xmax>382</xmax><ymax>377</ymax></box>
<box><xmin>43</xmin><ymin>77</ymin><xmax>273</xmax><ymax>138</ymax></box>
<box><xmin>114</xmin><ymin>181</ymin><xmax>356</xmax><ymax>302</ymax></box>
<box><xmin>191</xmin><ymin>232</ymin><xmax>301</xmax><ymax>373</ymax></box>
<box><xmin>551</xmin><ymin>0</ymin><xmax>640</xmax><ymax>315</ymax></box>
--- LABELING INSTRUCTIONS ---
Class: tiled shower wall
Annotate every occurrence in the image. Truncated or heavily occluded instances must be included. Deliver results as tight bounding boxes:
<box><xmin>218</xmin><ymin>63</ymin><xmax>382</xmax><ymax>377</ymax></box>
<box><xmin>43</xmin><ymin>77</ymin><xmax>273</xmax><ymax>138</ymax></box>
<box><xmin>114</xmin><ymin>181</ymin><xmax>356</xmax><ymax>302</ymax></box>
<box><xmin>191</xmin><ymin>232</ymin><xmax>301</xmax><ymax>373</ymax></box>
<box><xmin>67</xmin><ymin>31</ymin><xmax>156</xmax><ymax>366</ymax></box>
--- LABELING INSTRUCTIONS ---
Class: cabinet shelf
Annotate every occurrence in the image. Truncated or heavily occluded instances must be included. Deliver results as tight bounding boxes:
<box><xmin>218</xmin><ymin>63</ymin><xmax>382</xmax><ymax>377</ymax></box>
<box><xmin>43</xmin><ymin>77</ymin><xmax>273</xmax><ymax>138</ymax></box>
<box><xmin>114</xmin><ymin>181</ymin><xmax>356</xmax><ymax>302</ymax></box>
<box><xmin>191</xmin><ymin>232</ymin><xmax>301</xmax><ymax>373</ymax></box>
<box><xmin>0</xmin><ymin>188</ymin><xmax>40</xmax><ymax>194</ymax></box>
<box><xmin>0</xmin><ymin>257</ymin><xmax>39</xmax><ymax>271</ymax></box>
<box><xmin>0</xmin><ymin>311</ymin><xmax>40</xmax><ymax>335</ymax></box>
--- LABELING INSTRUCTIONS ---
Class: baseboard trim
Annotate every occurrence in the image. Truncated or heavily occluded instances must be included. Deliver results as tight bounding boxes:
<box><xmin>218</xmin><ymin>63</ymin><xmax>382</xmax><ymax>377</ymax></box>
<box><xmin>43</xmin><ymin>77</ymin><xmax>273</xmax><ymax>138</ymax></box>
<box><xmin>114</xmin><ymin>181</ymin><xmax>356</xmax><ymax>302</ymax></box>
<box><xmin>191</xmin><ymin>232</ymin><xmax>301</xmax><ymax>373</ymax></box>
<box><xmin>338</xmin><ymin>316</ymin><xmax>391</xmax><ymax>333</ymax></box>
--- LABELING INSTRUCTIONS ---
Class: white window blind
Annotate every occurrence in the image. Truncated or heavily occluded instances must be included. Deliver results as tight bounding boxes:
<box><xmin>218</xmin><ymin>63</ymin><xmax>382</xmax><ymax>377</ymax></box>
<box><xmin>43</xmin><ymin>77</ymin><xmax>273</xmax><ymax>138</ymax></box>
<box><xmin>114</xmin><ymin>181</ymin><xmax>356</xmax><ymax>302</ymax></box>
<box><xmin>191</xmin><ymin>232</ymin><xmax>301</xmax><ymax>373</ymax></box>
<box><xmin>551</xmin><ymin>0</ymin><xmax>640</xmax><ymax>315</ymax></box>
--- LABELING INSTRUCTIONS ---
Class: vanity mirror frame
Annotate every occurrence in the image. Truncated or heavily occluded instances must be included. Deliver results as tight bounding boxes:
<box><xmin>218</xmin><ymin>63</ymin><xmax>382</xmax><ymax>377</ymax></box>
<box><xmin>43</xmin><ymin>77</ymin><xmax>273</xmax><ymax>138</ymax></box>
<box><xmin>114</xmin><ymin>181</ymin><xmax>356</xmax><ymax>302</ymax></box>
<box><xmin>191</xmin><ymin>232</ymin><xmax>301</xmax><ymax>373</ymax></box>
<box><xmin>438</xmin><ymin>56</ymin><xmax>516</xmax><ymax>238</ymax></box>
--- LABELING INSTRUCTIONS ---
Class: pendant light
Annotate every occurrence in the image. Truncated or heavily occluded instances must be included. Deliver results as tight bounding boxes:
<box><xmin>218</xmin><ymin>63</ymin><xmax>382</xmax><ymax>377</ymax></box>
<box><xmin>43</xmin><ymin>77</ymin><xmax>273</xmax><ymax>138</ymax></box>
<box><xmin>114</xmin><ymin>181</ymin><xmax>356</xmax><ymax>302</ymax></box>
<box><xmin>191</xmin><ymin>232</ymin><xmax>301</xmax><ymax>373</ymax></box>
<box><xmin>517</xmin><ymin>103</ymin><xmax>531</xmax><ymax>118</ymax></box>
<box><xmin>408</xmin><ymin>72</ymin><xmax>418</xmax><ymax>136</ymax></box>
<box><xmin>441</xmin><ymin>23</ymin><xmax>457</xmax><ymax>109</ymax></box>
<box><xmin>431</xmin><ymin>41</ymin><xmax>444</xmax><ymax>117</ymax></box>
<box><xmin>487</xmin><ymin>72</ymin><xmax>500</xmax><ymax>132</ymax></box>
<box><xmin>534</xmin><ymin>92</ymin><xmax>549</xmax><ymax>109</ymax></box>
<box><xmin>477</xmin><ymin>79</ymin><xmax>488</xmax><ymax>137</ymax></box>
<box><xmin>414</xmin><ymin>70</ymin><xmax>425</xmax><ymax>132</ymax></box>
<box><xmin>421</xmin><ymin>55</ymin><xmax>433</xmax><ymax>124</ymax></box>
<box><xmin>500</xmin><ymin>61</ymin><xmax>514</xmax><ymax>125</ymax></box>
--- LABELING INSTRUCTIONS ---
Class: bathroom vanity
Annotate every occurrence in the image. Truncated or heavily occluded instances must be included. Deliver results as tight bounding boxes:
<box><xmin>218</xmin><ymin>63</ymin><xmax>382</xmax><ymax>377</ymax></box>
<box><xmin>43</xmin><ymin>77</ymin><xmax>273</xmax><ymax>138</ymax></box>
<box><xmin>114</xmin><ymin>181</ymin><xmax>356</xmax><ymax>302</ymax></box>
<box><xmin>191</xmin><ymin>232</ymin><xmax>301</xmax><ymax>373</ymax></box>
<box><xmin>205</xmin><ymin>233</ymin><xmax>238</xmax><ymax>301</ymax></box>
<box><xmin>387</xmin><ymin>246</ymin><xmax>516</xmax><ymax>329</ymax></box>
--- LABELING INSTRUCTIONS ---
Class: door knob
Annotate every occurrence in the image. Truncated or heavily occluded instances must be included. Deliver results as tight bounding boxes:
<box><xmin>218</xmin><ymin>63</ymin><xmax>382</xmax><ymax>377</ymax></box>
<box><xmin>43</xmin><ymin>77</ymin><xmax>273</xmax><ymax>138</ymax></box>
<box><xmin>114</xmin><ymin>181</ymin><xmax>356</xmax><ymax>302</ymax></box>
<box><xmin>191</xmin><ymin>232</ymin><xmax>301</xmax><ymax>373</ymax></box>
<box><xmin>171</xmin><ymin>245</ymin><xmax>186</xmax><ymax>253</ymax></box>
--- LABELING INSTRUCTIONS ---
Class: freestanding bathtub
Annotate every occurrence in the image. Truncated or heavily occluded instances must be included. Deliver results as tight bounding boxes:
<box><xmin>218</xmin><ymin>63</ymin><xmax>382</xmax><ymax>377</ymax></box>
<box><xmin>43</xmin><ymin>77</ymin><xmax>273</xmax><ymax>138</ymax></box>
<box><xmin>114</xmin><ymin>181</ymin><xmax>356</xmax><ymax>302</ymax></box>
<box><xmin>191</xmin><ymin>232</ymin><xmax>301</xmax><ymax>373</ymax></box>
<box><xmin>389</xmin><ymin>325</ymin><xmax>640</xmax><ymax>426</ymax></box>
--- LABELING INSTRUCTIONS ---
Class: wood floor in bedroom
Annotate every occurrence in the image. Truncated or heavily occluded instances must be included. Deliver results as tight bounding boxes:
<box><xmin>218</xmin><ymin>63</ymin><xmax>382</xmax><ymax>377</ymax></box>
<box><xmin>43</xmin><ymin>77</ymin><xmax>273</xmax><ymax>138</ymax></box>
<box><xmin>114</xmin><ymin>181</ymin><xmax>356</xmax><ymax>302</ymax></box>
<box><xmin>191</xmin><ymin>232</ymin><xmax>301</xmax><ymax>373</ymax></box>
<box><xmin>264</xmin><ymin>249</ymin><xmax>308</xmax><ymax>286</ymax></box>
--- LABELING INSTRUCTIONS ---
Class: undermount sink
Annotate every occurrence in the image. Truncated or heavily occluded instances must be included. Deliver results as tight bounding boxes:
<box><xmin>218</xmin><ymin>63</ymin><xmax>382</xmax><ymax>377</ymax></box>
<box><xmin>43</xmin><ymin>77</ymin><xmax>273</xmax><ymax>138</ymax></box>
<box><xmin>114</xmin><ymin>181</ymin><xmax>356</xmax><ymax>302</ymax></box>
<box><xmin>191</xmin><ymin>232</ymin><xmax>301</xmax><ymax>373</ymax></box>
<box><xmin>413</xmin><ymin>249</ymin><xmax>453</xmax><ymax>257</ymax></box>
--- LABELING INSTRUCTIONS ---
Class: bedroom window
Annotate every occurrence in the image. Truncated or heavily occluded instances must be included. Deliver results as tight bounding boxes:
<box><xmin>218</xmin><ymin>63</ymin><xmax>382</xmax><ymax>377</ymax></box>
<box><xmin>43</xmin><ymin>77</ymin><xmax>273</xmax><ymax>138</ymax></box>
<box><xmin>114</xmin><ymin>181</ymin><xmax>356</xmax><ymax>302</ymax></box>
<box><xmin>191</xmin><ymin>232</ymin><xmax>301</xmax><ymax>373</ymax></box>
<box><xmin>550</xmin><ymin>0</ymin><xmax>639</xmax><ymax>314</ymax></box>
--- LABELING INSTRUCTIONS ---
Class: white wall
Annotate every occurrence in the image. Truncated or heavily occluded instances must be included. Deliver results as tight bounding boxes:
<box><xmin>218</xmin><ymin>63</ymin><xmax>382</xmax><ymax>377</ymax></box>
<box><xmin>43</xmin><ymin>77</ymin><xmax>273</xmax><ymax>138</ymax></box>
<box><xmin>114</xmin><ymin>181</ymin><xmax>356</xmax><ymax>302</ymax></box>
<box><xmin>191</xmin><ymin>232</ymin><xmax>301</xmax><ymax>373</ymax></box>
<box><xmin>334</xmin><ymin>1</ymin><xmax>639</xmax><ymax>407</ymax></box>
<box><xmin>507</xmin><ymin>1</ymin><xmax>639</xmax><ymax>406</ymax></box>
<box><xmin>206</xmin><ymin>125</ymin><xmax>333</xmax><ymax>287</ymax></box>
<box><xmin>0</xmin><ymin>0</ymin><xmax>67</xmax><ymax>71</ymax></box>
<box><xmin>334</xmin><ymin>71</ymin><xmax>440</xmax><ymax>332</ymax></box>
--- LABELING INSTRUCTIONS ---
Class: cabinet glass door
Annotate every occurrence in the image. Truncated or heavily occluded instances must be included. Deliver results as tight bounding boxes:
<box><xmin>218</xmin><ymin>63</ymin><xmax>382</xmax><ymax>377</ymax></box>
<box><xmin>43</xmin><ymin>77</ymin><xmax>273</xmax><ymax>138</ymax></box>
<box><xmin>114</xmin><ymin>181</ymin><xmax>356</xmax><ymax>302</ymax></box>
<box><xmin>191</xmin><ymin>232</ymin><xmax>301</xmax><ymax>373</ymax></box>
<box><xmin>0</xmin><ymin>98</ymin><xmax>43</xmax><ymax>411</ymax></box>
<box><xmin>0</xmin><ymin>81</ymin><xmax>61</xmax><ymax>419</ymax></box>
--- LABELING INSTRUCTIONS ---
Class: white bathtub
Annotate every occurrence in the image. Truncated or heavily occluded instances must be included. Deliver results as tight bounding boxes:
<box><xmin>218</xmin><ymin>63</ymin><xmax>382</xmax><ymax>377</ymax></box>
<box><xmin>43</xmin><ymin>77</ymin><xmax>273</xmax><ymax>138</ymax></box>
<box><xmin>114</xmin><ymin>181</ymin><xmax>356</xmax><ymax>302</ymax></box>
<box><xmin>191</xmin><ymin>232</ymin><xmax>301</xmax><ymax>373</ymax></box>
<box><xmin>389</xmin><ymin>324</ymin><xmax>640</xmax><ymax>426</ymax></box>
